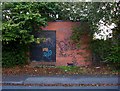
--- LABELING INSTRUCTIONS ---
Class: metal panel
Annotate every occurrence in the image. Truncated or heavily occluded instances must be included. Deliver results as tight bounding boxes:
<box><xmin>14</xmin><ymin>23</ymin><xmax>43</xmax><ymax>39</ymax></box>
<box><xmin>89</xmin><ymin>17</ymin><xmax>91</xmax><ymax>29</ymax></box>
<box><xmin>30</xmin><ymin>31</ymin><xmax>56</xmax><ymax>62</ymax></box>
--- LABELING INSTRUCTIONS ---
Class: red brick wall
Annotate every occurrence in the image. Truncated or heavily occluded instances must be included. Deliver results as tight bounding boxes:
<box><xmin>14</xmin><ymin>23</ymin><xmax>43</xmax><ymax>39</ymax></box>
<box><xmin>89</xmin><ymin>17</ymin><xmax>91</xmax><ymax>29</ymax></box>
<box><xmin>41</xmin><ymin>21</ymin><xmax>91</xmax><ymax>66</ymax></box>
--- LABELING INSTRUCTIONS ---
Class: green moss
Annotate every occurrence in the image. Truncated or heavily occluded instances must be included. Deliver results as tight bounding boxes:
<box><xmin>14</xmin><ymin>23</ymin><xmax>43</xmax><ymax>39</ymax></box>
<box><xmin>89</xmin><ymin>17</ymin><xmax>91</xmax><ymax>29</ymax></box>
<box><xmin>57</xmin><ymin>66</ymin><xmax>79</xmax><ymax>72</ymax></box>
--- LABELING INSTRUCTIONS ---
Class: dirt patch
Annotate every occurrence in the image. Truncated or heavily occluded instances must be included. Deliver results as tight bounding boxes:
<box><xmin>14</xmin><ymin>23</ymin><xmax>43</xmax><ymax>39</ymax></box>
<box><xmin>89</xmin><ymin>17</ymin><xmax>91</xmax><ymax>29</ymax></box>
<box><xmin>2</xmin><ymin>65</ymin><xmax>119</xmax><ymax>76</ymax></box>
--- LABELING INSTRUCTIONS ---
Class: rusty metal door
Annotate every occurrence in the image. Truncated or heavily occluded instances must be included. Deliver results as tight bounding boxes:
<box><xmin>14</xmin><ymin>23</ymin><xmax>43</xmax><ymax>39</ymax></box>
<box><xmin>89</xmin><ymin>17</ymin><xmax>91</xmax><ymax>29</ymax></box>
<box><xmin>30</xmin><ymin>31</ymin><xmax>56</xmax><ymax>62</ymax></box>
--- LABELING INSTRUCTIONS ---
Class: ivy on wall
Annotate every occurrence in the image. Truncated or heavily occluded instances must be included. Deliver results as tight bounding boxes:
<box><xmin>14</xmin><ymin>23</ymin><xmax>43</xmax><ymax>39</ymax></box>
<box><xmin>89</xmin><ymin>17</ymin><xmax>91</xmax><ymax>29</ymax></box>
<box><xmin>2</xmin><ymin>2</ymin><xmax>120</xmax><ymax>67</ymax></box>
<box><xmin>2</xmin><ymin>2</ymin><xmax>59</xmax><ymax>67</ymax></box>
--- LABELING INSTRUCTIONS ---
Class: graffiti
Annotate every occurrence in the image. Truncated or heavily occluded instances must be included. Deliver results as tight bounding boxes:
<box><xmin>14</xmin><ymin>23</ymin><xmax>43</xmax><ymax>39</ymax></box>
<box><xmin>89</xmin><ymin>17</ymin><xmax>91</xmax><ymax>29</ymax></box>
<box><xmin>58</xmin><ymin>41</ymin><xmax>68</xmax><ymax>51</ymax></box>
<box><xmin>43</xmin><ymin>38</ymin><xmax>55</xmax><ymax>48</ymax></box>
<box><xmin>42</xmin><ymin>37</ymin><xmax>55</xmax><ymax>61</ymax></box>
<box><xmin>56</xmin><ymin>38</ymin><xmax>80</xmax><ymax>66</ymax></box>
<box><xmin>57</xmin><ymin>38</ymin><xmax>78</xmax><ymax>52</ymax></box>
<box><xmin>30</xmin><ymin>31</ymin><xmax>56</xmax><ymax>62</ymax></box>
<box><xmin>42</xmin><ymin>48</ymin><xmax>48</xmax><ymax>51</ymax></box>
<box><xmin>43</xmin><ymin>49</ymin><xmax>52</xmax><ymax>60</ymax></box>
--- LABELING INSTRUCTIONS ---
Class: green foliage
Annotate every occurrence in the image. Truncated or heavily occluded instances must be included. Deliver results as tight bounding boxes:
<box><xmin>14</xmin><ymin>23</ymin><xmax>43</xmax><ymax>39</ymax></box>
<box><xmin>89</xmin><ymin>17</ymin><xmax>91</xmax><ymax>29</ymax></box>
<box><xmin>70</xmin><ymin>26</ymin><xmax>82</xmax><ymax>44</ymax></box>
<box><xmin>91</xmin><ymin>18</ymin><xmax>120</xmax><ymax>67</ymax></box>
<box><xmin>2</xmin><ymin>2</ymin><xmax>120</xmax><ymax>67</ymax></box>
<box><xmin>91</xmin><ymin>39</ymin><xmax>111</xmax><ymax>61</ymax></box>
<box><xmin>68</xmin><ymin>2</ymin><xmax>120</xmax><ymax>66</ymax></box>
<box><xmin>91</xmin><ymin>39</ymin><xmax>120</xmax><ymax>67</ymax></box>
<box><xmin>2</xmin><ymin>43</ymin><xmax>28</xmax><ymax>67</ymax></box>
<box><xmin>2</xmin><ymin>2</ymin><xmax>59</xmax><ymax>67</ymax></box>
<box><xmin>57</xmin><ymin>2</ymin><xmax>119</xmax><ymax>31</ymax></box>
<box><xmin>104</xmin><ymin>40</ymin><xmax>120</xmax><ymax>66</ymax></box>
<box><xmin>105</xmin><ymin>45</ymin><xmax>120</xmax><ymax>64</ymax></box>
<box><xmin>2</xmin><ymin>2</ymin><xmax>59</xmax><ymax>45</ymax></box>
<box><xmin>57</xmin><ymin>66</ymin><xmax>79</xmax><ymax>72</ymax></box>
<box><xmin>71</xmin><ymin>22</ymin><xmax>90</xmax><ymax>48</ymax></box>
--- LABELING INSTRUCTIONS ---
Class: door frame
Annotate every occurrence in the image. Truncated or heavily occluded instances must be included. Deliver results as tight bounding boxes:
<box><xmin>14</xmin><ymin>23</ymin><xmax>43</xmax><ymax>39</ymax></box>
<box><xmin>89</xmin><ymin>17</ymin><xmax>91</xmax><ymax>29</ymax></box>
<box><xmin>30</xmin><ymin>30</ymin><xmax>56</xmax><ymax>62</ymax></box>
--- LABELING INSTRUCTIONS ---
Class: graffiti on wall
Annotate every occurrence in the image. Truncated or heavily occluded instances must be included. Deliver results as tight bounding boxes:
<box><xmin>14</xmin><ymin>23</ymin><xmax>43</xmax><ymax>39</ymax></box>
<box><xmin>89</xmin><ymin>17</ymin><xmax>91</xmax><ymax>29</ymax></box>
<box><xmin>30</xmin><ymin>31</ymin><xmax>56</xmax><ymax>62</ymax></box>
<box><xmin>57</xmin><ymin>38</ymin><xmax>78</xmax><ymax>51</ymax></box>
<box><xmin>43</xmin><ymin>49</ymin><xmax>52</xmax><ymax>60</ymax></box>
<box><xmin>41</xmin><ymin>37</ymin><xmax>54</xmax><ymax>60</ymax></box>
<box><xmin>56</xmin><ymin>38</ymin><xmax>79</xmax><ymax>65</ymax></box>
<box><xmin>42</xmin><ymin>37</ymin><xmax>55</xmax><ymax>60</ymax></box>
<box><xmin>56</xmin><ymin>37</ymin><xmax>90</xmax><ymax>66</ymax></box>
<box><xmin>43</xmin><ymin>38</ymin><xmax>55</xmax><ymax>48</ymax></box>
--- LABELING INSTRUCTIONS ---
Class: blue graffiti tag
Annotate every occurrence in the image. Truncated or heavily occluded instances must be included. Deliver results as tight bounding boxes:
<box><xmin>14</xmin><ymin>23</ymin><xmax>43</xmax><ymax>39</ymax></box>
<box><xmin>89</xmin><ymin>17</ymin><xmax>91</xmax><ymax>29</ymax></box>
<box><xmin>43</xmin><ymin>50</ymin><xmax>52</xmax><ymax>60</ymax></box>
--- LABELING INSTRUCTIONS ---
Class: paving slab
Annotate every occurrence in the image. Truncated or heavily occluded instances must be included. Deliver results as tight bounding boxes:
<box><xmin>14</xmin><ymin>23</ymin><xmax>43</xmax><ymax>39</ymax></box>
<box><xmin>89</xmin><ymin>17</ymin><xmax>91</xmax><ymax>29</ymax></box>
<box><xmin>24</xmin><ymin>76</ymin><xmax>119</xmax><ymax>84</ymax></box>
<box><xmin>2</xmin><ymin>75</ymin><xmax>120</xmax><ymax>90</ymax></box>
<box><xmin>2</xmin><ymin>75</ymin><xmax>120</xmax><ymax>85</ymax></box>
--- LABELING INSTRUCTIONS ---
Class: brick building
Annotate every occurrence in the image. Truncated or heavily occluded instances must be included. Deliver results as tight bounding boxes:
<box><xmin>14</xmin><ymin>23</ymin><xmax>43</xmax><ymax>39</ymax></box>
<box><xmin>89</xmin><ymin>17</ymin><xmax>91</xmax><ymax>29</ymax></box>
<box><xmin>30</xmin><ymin>21</ymin><xmax>91</xmax><ymax>66</ymax></box>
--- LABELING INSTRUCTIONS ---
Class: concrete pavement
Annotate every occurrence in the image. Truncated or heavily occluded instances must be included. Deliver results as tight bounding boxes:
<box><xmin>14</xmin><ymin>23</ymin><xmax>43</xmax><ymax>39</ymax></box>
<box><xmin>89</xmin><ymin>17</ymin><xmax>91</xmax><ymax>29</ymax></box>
<box><xmin>1</xmin><ymin>75</ymin><xmax>120</xmax><ymax>90</ymax></box>
<box><xmin>24</xmin><ymin>76</ymin><xmax>119</xmax><ymax>84</ymax></box>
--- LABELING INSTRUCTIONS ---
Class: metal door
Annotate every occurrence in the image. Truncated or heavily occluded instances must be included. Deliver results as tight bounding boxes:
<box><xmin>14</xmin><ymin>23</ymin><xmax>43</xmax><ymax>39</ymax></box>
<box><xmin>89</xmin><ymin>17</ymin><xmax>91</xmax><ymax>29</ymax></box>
<box><xmin>30</xmin><ymin>31</ymin><xmax>56</xmax><ymax>62</ymax></box>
